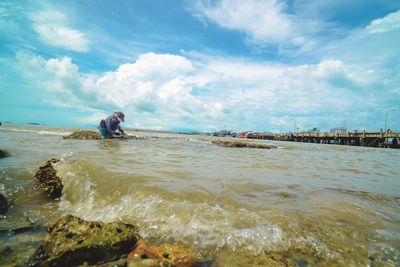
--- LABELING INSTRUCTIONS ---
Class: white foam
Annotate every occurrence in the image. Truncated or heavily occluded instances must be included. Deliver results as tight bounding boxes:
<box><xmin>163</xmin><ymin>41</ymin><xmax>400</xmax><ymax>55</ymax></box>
<box><xmin>55</xmin><ymin>160</ymin><xmax>341</xmax><ymax>260</ymax></box>
<box><xmin>5</xmin><ymin>128</ymin><xmax>71</xmax><ymax>136</ymax></box>
<box><xmin>58</xmin><ymin>182</ymin><xmax>285</xmax><ymax>255</ymax></box>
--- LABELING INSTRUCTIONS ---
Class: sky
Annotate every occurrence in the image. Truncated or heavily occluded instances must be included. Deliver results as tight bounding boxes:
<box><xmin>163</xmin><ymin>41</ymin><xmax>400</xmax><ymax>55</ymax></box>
<box><xmin>0</xmin><ymin>0</ymin><xmax>399</xmax><ymax>132</ymax></box>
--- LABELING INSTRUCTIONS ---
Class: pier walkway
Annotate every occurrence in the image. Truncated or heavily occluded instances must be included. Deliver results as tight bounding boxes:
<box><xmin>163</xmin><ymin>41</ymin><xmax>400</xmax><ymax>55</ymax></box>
<box><xmin>248</xmin><ymin>130</ymin><xmax>400</xmax><ymax>148</ymax></box>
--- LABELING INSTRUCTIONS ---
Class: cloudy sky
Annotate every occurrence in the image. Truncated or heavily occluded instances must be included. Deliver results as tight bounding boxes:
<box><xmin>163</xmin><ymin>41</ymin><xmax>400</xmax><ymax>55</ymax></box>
<box><xmin>0</xmin><ymin>0</ymin><xmax>399</xmax><ymax>132</ymax></box>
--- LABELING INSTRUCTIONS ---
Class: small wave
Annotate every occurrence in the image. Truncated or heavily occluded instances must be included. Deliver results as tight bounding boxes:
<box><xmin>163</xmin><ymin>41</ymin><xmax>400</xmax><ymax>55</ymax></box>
<box><xmin>57</xmin><ymin>173</ymin><xmax>285</xmax><ymax>254</ymax></box>
<box><xmin>57</xmin><ymin>183</ymin><xmax>339</xmax><ymax>261</ymax></box>
<box><xmin>4</xmin><ymin>128</ymin><xmax>71</xmax><ymax>136</ymax></box>
<box><xmin>52</xmin><ymin>159</ymin><xmax>338</xmax><ymax>261</ymax></box>
<box><xmin>183</xmin><ymin>137</ymin><xmax>210</xmax><ymax>143</ymax></box>
<box><xmin>327</xmin><ymin>188</ymin><xmax>399</xmax><ymax>204</ymax></box>
<box><xmin>59</xmin><ymin>198</ymin><xmax>285</xmax><ymax>256</ymax></box>
<box><xmin>38</xmin><ymin>130</ymin><xmax>71</xmax><ymax>136</ymax></box>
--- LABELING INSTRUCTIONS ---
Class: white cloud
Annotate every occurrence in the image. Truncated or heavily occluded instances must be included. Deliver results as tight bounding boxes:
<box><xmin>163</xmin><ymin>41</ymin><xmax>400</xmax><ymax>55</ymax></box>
<box><xmin>191</xmin><ymin>0</ymin><xmax>325</xmax><ymax>51</ymax></box>
<box><xmin>84</xmin><ymin>53</ymin><xmax>203</xmax><ymax>114</ymax></box>
<box><xmin>185</xmin><ymin>55</ymin><xmax>381</xmax><ymax>131</ymax></box>
<box><xmin>366</xmin><ymin>10</ymin><xmax>400</xmax><ymax>34</ymax></box>
<box><xmin>16</xmin><ymin>52</ymin><xmax>223</xmax><ymax>130</ymax></box>
<box><xmin>32</xmin><ymin>10</ymin><xmax>89</xmax><ymax>52</ymax></box>
<box><xmin>16</xmin><ymin>52</ymin><xmax>81</xmax><ymax>94</ymax></box>
<box><xmin>195</xmin><ymin>0</ymin><xmax>294</xmax><ymax>45</ymax></box>
<box><xmin>16</xmin><ymin>50</ymin><xmax>397</xmax><ymax>131</ymax></box>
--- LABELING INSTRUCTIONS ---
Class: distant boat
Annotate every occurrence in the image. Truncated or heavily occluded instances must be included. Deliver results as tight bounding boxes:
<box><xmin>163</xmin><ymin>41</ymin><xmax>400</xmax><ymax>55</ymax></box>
<box><xmin>213</xmin><ymin>129</ymin><xmax>233</xmax><ymax>137</ymax></box>
<box><xmin>236</xmin><ymin>131</ymin><xmax>258</xmax><ymax>139</ymax></box>
<box><xmin>237</xmin><ymin>132</ymin><xmax>249</xmax><ymax>138</ymax></box>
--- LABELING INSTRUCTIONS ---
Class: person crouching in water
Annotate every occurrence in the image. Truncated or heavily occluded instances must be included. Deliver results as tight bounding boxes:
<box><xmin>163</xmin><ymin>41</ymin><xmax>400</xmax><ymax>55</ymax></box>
<box><xmin>99</xmin><ymin>112</ymin><xmax>126</xmax><ymax>139</ymax></box>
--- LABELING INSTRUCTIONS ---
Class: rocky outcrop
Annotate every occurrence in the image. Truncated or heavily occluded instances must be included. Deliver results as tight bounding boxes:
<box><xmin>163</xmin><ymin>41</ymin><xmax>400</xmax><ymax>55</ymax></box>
<box><xmin>34</xmin><ymin>159</ymin><xmax>63</xmax><ymax>199</ymax></box>
<box><xmin>29</xmin><ymin>215</ymin><xmax>140</xmax><ymax>267</ymax></box>
<box><xmin>63</xmin><ymin>131</ymin><xmax>143</xmax><ymax>140</ymax></box>
<box><xmin>212</xmin><ymin>140</ymin><xmax>277</xmax><ymax>149</ymax></box>
<box><xmin>0</xmin><ymin>193</ymin><xmax>8</xmax><ymax>214</ymax></box>
<box><xmin>63</xmin><ymin>131</ymin><xmax>102</xmax><ymax>140</ymax></box>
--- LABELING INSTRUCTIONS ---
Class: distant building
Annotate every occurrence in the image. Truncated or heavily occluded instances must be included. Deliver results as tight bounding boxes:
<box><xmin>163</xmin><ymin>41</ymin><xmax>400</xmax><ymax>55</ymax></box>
<box><xmin>329</xmin><ymin>127</ymin><xmax>347</xmax><ymax>133</ymax></box>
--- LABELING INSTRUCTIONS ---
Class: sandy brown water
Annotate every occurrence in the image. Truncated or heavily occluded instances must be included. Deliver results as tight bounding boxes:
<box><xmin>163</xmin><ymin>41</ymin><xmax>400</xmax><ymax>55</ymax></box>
<box><xmin>1</xmin><ymin>124</ymin><xmax>399</xmax><ymax>266</ymax></box>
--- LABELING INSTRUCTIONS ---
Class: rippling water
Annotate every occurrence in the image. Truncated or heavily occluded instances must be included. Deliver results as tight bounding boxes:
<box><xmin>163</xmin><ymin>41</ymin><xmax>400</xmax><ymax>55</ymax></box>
<box><xmin>1</xmin><ymin>124</ymin><xmax>399</xmax><ymax>266</ymax></box>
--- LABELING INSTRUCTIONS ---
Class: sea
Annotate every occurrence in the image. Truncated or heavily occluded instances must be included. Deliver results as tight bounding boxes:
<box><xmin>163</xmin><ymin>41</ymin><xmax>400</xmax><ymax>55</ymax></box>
<box><xmin>1</xmin><ymin>123</ymin><xmax>399</xmax><ymax>266</ymax></box>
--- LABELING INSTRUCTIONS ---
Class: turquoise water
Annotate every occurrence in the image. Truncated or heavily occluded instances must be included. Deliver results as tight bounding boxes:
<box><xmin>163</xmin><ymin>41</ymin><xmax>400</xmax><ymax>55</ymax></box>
<box><xmin>1</xmin><ymin>123</ymin><xmax>399</xmax><ymax>266</ymax></box>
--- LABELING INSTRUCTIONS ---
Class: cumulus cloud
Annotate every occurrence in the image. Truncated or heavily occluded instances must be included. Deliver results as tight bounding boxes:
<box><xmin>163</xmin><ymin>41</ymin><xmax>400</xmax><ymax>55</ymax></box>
<box><xmin>185</xmin><ymin>55</ymin><xmax>387</xmax><ymax>131</ymax></box>
<box><xmin>191</xmin><ymin>0</ymin><xmax>322</xmax><ymax>51</ymax></box>
<box><xmin>194</xmin><ymin>0</ymin><xmax>294</xmax><ymax>45</ymax></box>
<box><xmin>15</xmin><ymin>50</ymin><xmax>396</xmax><ymax>131</ymax></box>
<box><xmin>81</xmin><ymin>52</ymin><xmax>223</xmax><ymax>125</ymax></box>
<box><xmin>32</xmin><ymin>10</ymin><xmax>89</xmax><ymax>52</ymax></box>
<box><xmin>191</xmin><ymin>57</ymin><xmax>360</xmax><ymax>111</ymax></box>
<box><xmin>16</xmin><ymin>52</ymin><xmax>79</xmax><ymax>95</ymax></box>
<box><xmin>16</xmin><ymin>52</ymin><xmax>224</xmax><ymax>130</ymax></box>
<box><xmin>15</xmin><ymin>51</ymin><xmax>100</xmax><ymax>116</ymax></box>
<box><xmin>86</xmin><ymin>53</ymin><xmax>194</xmax><ymax>109</ymax></box>
<box><xmin>366</xmin><ymin>10</ymin><xmax>400</xmax><ymax>34</ymax></box>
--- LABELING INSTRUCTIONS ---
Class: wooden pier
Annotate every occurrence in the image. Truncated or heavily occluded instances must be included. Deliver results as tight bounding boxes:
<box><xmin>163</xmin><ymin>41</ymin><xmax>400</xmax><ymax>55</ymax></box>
<box><xmin>247</xmin><ymin>130</ymin><xmax>400</xmax><ymax>148</ymax></box>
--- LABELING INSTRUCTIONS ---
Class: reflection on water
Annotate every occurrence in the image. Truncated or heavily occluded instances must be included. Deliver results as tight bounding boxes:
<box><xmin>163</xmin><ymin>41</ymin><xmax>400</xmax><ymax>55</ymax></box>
<box><xmin>0</xmin><ymin>124</ymin><xmax>400</xmax><ymax>266</ymax></box>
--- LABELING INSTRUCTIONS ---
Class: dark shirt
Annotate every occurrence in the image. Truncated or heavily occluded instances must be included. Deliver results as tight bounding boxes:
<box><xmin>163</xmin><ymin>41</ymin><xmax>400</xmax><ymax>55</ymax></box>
<box><xmin>99</xmin><ymin>115</ymin><xmax>122</xmax><ymax>136</ymax></box>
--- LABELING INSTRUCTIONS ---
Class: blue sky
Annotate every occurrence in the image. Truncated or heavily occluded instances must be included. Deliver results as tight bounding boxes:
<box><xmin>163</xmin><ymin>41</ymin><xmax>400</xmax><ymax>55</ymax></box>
<box><xmin>0</xmin><ymin>0</ymin><xmax>399</xmax><ymax>132</ymax></box>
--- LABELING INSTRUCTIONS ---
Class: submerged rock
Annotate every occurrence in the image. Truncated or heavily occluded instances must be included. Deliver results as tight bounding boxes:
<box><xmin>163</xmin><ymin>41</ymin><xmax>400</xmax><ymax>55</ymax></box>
<box><xmin>34</xmin><ymin>159</ymin><xmax>63</xmax><ymax>199</ymax></box>
<box><xmin>212</xmin><ymin>140</ymin><xmax>277</xmax><ymax>149</ymax></box>
<box><xmin>0</xmin><ymin>192</ymin><xmax>8</xmax><ymax>214</ymax></box>
<box><xmin>275</xmin><ymin>192</ymin><xmax>290</xmax><ymax>199</ymax></box>
<box><xmin>0</xmin><ymin>149</ymin><xmax>9</xmax><ymax>158</ymax></box>
<box><xmin>29</xmin><ymin>215</ymin><xmax>140</xmax><ymax>267</ymax></box>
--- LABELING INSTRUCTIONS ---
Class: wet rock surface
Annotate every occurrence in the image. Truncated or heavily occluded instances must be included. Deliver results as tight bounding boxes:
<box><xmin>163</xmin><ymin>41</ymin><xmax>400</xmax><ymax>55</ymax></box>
<box><xmin>33</xmin><ymin>159</ymin><xmax>63</xmax><ymax>199</ymax></box>
<box><xmin>212</xmin><ymin>140</ymin><xmax>277</xmax><ymax>149</ymax></box>
<box><xmin>127</xmin><ymin>239</ymin><xmax>215</xmax><ymax>267</ymax></box>
<box><xmin>29</xmin><ymin>215</ymin><xmax>140</xmax><ymax>267</ymax></box>
<box><xmin>0</xmin><ymin>192</ymin><xmax>8</xmax><ymax>214</ymax></box>
<box><xmin>63</xmin><ymin>131</ymin><xmax>102</xmax><ymax>140</ymax></box>
<box><xmin>63</xmin><ymin>131</ymin><xmax>143</xmax><ymax>140</ymax></box>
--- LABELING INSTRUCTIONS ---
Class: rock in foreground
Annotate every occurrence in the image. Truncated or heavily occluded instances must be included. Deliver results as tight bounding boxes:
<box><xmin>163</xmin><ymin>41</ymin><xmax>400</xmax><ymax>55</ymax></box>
<box><xmin>34</xmin><ymin>159</ymin><xmax>63</xmax><ymax>199</ymax></box>
<box><xmin>0</xmin><ymin>193</ymin><xmax>8</xmax><ymax>214</ymax></box>
<box><xmin>212</xmin><ymin>140</ymin><xmax>277</xmax><ymax>149</ymax></box>
<box><xmin>29</xmin><ymin>215</ymin><xmax>140</xmax><ymax>267</ymax></box>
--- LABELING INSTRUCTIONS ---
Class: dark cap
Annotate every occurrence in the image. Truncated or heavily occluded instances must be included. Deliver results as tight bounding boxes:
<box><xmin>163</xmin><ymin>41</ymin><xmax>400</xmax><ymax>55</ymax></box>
<box><xmin>114</xmin><ymin>112</ymin><xmax>125</xmax><ymax>122</ymax></box>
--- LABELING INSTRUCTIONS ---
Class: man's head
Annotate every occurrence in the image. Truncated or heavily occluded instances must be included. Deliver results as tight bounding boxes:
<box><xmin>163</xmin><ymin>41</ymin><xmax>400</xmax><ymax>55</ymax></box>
<box><xmin>114</xmin><ymin>111</ymin><xmax>125</xmax><ymax>122</ymax></box>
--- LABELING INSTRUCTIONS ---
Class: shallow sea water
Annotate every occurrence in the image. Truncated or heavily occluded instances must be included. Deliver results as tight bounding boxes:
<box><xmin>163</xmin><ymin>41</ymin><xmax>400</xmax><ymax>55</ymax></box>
<box><xmin>1</xmin><ymin>124</ymin><xmax>399</xmax><ymax>266</ymax></box>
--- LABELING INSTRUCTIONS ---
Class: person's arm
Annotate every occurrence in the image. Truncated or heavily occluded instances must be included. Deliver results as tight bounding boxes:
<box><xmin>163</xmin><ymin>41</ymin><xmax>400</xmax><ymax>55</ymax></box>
<box><xmin>117</xmin><ymin>124</ymin><xmax>125</xmax><ymax>134</ymax></box>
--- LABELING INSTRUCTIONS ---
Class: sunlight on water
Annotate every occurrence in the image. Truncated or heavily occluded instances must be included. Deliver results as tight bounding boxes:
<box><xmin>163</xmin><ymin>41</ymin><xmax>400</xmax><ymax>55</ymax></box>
<box><xmin>1</xmin><ymin>124</ymin><xmax>400</xmax><ymax>266</ymax></box>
